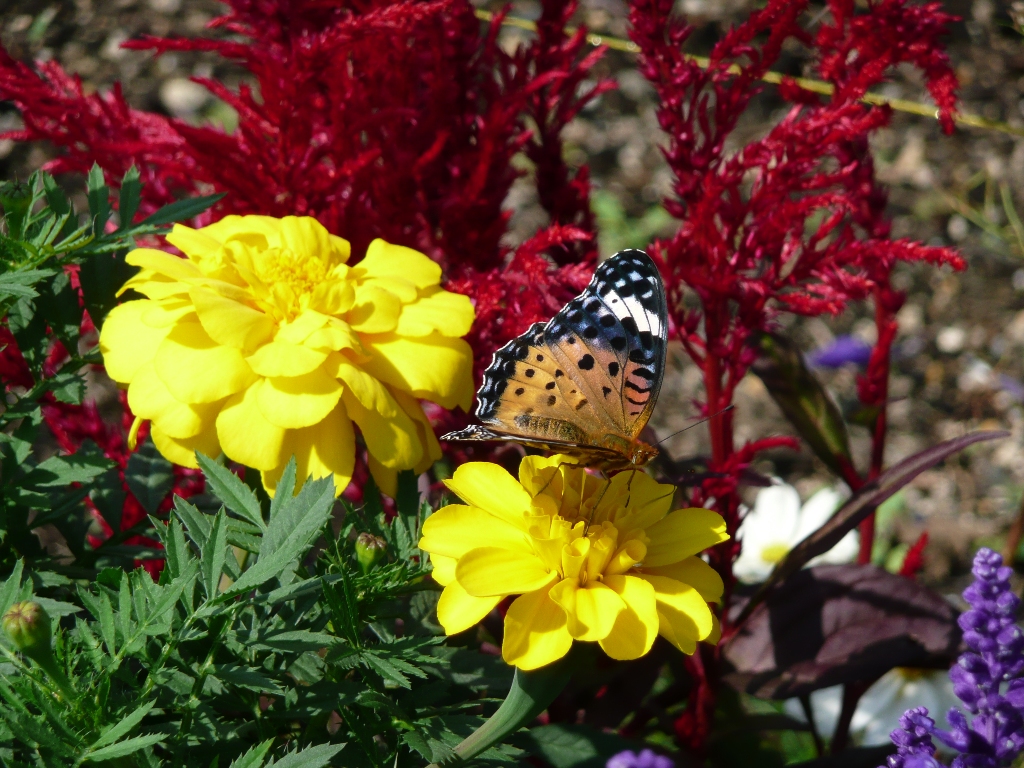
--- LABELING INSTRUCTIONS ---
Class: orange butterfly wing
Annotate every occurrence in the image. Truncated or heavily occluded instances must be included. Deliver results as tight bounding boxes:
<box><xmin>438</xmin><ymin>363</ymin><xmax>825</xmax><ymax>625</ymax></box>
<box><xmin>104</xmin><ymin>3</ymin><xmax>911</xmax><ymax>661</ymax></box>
<box><xmin>444</xmin><ymin>249</ymin><xmax>667</xmax><ymax>469</ymax></box>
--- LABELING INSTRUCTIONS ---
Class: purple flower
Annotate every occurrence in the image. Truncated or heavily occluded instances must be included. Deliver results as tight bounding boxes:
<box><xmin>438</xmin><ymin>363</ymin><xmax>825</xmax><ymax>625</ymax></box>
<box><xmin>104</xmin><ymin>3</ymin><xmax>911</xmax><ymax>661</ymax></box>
<box><xmin>807</xmin><ymin>336</ymin><xmax>874</xmax><ymax>369</ymax></box>
<box><xmin>607</xmin><ymin>749</ymin><xmax>674</xmax><ymax>768</ymax></box>
<box><xmin>884</xmin><ymin>549</ymin><xmax>1024</xmax><ymax>768</ymax></box>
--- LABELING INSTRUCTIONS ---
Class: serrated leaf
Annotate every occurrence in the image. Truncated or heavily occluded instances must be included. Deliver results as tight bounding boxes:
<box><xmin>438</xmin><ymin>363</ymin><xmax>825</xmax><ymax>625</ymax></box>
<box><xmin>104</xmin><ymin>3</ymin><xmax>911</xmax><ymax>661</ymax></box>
<box><xmin>24</xmin><ymin>447</ymin><xmax>113</xmax><ymax>488</ymax></box>
<box><xmin>272</xmin><ymin>742</ymin><xmax>346</xmax><ymax>768</ymax></box>
<box><xmin>196</xmin><ymin>453</ymin><xmax>265</xmax><ymax>530</ymax></box>
<box><xmin>118</xmin><ymin>166</ymin><xmax>141</xmax><ymax>228</ymax></box>
<box><xmin>86</xmin><ymin>163</ymin><xmax>111</xmax><ymax>235</ymax></box>
<box><xmin>0</xmin><ymin>270</ymin><xmax>53</xmax><ymax>300</ymax></box>
<box><xmin>228</xmin><ymin>739</ymin><xmax>274</xmax><ymax>768</ymax></box>
<box><xmin>90</xmin><ymin>701</ymin><xmax>155</xmax><ymax>748</ymax></box>
<box><xmin>219</xmin><ymin>478</ymin><xmax>335</xmax><ymax>599</ymax></box>
<box><xmin>78</xmin><ymin>250</ymin><xmax>136</xmax><ymax>326</ymax></box>
<box><xmin>125</xmin><ymin>437</ymin><xmax>175</xmax><ymax>515</ymax></box>
<box><xmin>82</xmin><ymin>733</ymin><xmax>165</xmax><ymax>762</ymax></box>
<box><xmin>202</xmin><ymin>509</ymin><xmax>229</xmax><ymax>598</ymax></box>
<box><xmin>140</xmin><ymin>193</ymin><xmax>224</xmax><ymax>228</ymax></box>
<box><xmin>174</xmin><ymin>496</ymin><xmax>212</xmax><ymax>550</ymax></box>
<box><xmin>48</xmin><ymin>369</ymin><xmax>86</xmax><ymax>405</ymax></box>
<box><xmin>0</xmin><ymin>559</ymin><xmax>25</xmax><ymax>616</ymax></box>
<box><xmin>253</xmin><ymin>629</ymin><xmax>337</xmax><ymax>653</ymax></box>
<box><xmin>212</xmin><ymin>664</ymin><xmax>285</xmax><ymax>695</ymax></box>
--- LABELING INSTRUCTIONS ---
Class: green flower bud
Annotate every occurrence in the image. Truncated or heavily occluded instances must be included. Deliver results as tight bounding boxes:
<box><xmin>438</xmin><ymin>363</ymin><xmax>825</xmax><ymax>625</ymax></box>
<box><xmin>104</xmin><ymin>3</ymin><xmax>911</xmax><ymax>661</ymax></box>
<box><xmin>355</xmin><ymin>533</ymin><xmax>387</xmax><ymax>573</ymax></box>
<box><xmin>3</xmin><ymin>601</ymin><xmax>52</xmax><ymax>654</ymax></box>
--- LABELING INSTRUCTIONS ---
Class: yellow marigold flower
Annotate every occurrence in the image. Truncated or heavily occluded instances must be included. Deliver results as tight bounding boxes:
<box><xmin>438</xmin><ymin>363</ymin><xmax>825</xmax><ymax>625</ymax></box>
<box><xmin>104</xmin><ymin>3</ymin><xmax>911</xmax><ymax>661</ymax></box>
<box><xmin>99</xmin><ymin>215</ymin><xmax>474</xmax><ymax>496</ymax></box>
<box><xmin>418</xmin><ymin>455</ymin><xmax>729</xmax><ymax>670</ymax></box>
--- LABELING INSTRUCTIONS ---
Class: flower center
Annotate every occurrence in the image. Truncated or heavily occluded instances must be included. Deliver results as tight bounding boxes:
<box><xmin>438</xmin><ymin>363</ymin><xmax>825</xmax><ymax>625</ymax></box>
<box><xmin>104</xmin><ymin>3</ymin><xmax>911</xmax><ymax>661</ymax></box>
<box><xmin>760</xmin><ymin>542</ymin><xmax>790</xmax><ymax>564</ymax></box>
<box><xmin>256</xmin><ymin>248</ymin><xmax>329</xmax><ymax>300</ymax></box>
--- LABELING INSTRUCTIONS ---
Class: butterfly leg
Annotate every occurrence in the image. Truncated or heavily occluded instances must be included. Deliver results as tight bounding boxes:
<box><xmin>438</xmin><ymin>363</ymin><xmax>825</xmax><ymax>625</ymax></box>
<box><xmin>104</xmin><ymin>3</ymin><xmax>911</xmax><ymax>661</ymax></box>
<box><xmin>582</xmin><ymin>471</ymin><xmax>612</xmax><ymax>537</ymax></box>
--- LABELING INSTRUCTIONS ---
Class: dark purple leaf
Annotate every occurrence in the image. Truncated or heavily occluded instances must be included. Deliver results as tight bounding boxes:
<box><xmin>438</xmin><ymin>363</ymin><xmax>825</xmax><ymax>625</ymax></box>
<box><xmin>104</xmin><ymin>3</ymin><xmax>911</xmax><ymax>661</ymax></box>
<box><xmin>734</xmin><ymin>430</ymin><xmax>1008</xmax><ymax>627</ymax></box>
<box><xmin>724</xmin><ymin>564</ymin><xmax>960</xmax><ymax>700</ymax></box>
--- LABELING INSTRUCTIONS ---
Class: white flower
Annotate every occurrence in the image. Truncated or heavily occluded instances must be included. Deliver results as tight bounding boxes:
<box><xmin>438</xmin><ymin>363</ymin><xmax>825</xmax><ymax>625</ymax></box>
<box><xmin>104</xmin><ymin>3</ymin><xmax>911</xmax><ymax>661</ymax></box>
<box><xmin>785</xmin><ymin>668</ymin><xmax>958</xmax><ymax>746</ymax></box>
<box><xmin>733</xmin><ymin>482</ymin><xmax>857</xmax><ymax>584</ymax></box>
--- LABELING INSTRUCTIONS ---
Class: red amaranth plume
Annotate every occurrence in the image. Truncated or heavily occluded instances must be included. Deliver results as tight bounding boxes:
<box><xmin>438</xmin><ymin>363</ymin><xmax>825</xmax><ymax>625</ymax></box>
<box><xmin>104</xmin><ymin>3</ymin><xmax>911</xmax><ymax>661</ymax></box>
<box><xmin>0</xmin><ymin>0</ymin><xmax>610</xmax><ymax>382</ymax></box>
<box><xmin>628</xmin><ymin>0</ymin><xmax>962</xmax><ymax>752</ymax></box>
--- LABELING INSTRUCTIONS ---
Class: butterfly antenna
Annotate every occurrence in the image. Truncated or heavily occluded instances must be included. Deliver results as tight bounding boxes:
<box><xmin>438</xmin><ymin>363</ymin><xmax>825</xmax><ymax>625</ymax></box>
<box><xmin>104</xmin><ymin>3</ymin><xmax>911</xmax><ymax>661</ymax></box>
<box><xmin>655</xmin><ymin>405</ymin><xmax>736</xmax><ymax>446</ymax></box>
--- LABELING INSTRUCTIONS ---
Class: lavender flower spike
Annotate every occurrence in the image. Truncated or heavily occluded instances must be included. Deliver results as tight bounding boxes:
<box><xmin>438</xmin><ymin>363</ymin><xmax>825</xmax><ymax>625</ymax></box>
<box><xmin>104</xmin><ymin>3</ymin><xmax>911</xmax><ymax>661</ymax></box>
<box><xmin>807</xmin><ymin>335</ymin><xmax>873</xmax><ymax>369</ymax></box>
<box><xmin>607</xmin><ymin>749</ymin><xmax>674</xmax><ymax>768</ymax></box>
<box><xmin>883</xmin><ymin>548</ymin><xmax>1024</xmax><ymax>768</ymax></box>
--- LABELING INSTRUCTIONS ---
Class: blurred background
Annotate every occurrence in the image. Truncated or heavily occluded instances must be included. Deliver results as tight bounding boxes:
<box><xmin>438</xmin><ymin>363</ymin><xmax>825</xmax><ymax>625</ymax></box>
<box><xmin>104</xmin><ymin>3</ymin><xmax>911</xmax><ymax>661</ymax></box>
<box><xmin>1</xmin><ymin>0</ymin><xmax>1022</xmax><ymax>589</ymax></box>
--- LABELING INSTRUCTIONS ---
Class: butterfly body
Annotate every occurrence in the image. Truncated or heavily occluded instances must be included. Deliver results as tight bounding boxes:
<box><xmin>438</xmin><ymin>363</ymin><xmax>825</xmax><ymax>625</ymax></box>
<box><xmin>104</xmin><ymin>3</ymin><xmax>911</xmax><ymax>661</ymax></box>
<box><xmin>443</xmin><ymin>249</ymin><xmax>667</xmax><ymax>474</ymax></box>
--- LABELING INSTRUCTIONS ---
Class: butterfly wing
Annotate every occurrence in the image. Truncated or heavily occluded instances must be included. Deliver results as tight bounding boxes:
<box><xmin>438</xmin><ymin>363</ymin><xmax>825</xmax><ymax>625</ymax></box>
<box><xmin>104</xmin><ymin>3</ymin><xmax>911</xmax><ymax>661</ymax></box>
<box><xmin>444</xmin><ymin>250</ymin><xmax>667</xmax><ymax>456</ymax></box>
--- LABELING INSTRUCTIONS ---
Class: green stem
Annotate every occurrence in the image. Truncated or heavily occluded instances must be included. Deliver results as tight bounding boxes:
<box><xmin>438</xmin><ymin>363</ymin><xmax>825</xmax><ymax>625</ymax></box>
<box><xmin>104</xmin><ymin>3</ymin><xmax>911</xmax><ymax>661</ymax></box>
<box><xmin>427</xmin><ymin>652</ymin><xmax>577</xmax><ymax>766</ymax></box>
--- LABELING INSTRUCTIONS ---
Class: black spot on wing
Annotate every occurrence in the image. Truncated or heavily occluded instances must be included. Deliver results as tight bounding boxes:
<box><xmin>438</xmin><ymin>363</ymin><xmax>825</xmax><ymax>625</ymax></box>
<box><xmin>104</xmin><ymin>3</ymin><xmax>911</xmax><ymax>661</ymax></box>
<box><xmin>475</xmin><ymin>322</ymin><xmax>547</xmax><ymax>420</ymax></box>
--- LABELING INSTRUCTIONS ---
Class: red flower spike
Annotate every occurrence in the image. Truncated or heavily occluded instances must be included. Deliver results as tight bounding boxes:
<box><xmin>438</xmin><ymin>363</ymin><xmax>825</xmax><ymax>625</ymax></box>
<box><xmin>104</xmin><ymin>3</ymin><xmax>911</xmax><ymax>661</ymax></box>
<box><xmin>629</xmin><ymin>0</ymin><xmax>962</xmax><ymax>752</ymax></box>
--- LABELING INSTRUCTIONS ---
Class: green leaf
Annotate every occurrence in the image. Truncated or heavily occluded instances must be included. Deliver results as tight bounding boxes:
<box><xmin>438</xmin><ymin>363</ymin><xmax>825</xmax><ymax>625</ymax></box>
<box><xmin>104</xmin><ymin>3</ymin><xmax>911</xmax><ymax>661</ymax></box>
<box><xmin>228</xmin><ymin>739</ymin><xmax>274</xmax><ymax>768</ymax></box>
<box><xmin>25</xmin><ymin>447</ymin><xmax>114</xmax><ymax>488</ymax></box>
<box><xmin>35</xmin><ymin>269</ymin><xmax>82</xmax><ymax>350</ymax></box>
<box><xmin>272</xmin><ymin>742</ymin><xmax>346</xmax><ymax>768</ymax></box>
<box><xmin>211</xmin><ymin>664</ymin><xmax>285</xmax><ymax>695</ymax></box>
<box><xmin>82</xmin><ymin>733</ymin><xmax>165</xmax><ymax>762</ymax></box>
<box><xmin>202</xmin><ymin>509</ymin><xmax>230</xmax><ymax>598</ymax></box>
<box><xmin>125</xmin><ymin>437</ymin><xmax>175</xmax><ymax>515</ymax></box>
<box><xmin>91</xmin><ymin>469</ymin><xmax>127</xmax><ymax>533</ymax></box>
<box><xmin>118</xmin><ymin>166</ymin><xmax>142</xmax><ymax>229</ymax></box>
<box><xmin>253</xmin><ymin>629</ymin><xmax>337</xmax><ymax>653</ymax></box>
<box><xmin>78</xmin><ymin>250</ymin><xmax>136</xmax><ymax>326</ymax></box>
<box><xmin>173</xmin><ymin>496</ymin><xmax>212</xmax><ymax>551</ymax></box>
<box><xmin>0</xmin><ymin>559</ymin><xmax>25</xmax><ymax>615</ymax></box>
<box><xmin>48</xmin><ymin>369</ymin><xmax>86</xmax><ymax>405</ymax></box>
<box><xmin>90</xmin><ymin>701</ymin><xmax>156</xmax><ymax>748</ymax></box>
<box><xmin>140</xmin><ymin>193</ymin><xmax>224</xmax><ymax>228</ymax></box>
<box><xmin>0</xmin><ymin>269</ymin><xmax>54</xmax><ymax>301</ymax></box>
<box><xmin>86</xmin><ymin>163</ymin><xmax>111</xmax><ymax>235</ymax></box>
<box><xmin>41</xmin><ymin>172</ymin><xmax>71</xmax><ymax>217</ymax></box>
<box><xmin>268</xmin><ymin>456</ymin><xmax>297</xmax><ymax>521</ymax></box>
<box><xmin>219</xmin><ymin>478</ymin><xmax>335</xmax><ymax>599</ymax></box>
<box><xmin>517</xmin><ymin>724</ymin><xmax>639</xmax><ymax>768</ymax></box>
<box><xmin>197</xmin><ymin>452</ymin><xmax>265</xmax><ymax>530</ymax></box>
<box><xmin>323</xmin><ymin>573</ymin><xmax>361</xmax><ymax>647</ymax></box>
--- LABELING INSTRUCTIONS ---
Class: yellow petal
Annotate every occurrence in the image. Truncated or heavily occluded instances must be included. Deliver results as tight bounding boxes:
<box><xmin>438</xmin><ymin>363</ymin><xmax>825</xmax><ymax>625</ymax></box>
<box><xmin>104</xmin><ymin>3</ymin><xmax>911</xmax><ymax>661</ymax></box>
<box><xmin>156</xmin><ymin>322</ymin><xmax>258</xmax><ymax>404</ymax></box>
<box><xmin>640</xmin><ymin>574</ymin><xmax>714</xmax><ymax>653</ymax></box>
<box><xmin>443</xmin><ymin>463</ymin><xmax>533</xmax><ymax>528</ymax></box>
<box><xmin>599</xmin><ymin>575</ymin><xmax>659</xmax><ymax>660</ymax></box>
<box><xmin>367</xmin><ymin>453</ymin><xmax>398</xmax><ymax>498</ymax></box>
<box><xmin>502</xmin><ymin>587</ymin><xmax>574</xmax><ymax>671</ymax></box>
<box><xmin>216</xmin><ymin>384</ymin><xmax>285</xmax><ymax>471</ymax></box>
<box><xmin>362</xmin><ymin>332</ymin><xmax>474</xmax><ymax>410</ymax></box>
<box><xmin>549</xmin><ymin>579</ymin><xmax>624</xmax><ymax>642</ymax></box>
<box><xmin>518</xmin><ymin>454</ymin><xmax>580</xmax><ymax>496</ymax></box>
<box><xmin>643</xmin><ymin>508</ymin><xmax>729</xmax><ymax>568</ymax></box>
<box><xmin>607</xmin><ymin>470</ymin><xmax>675</xmax><ymax>530</ymax></box>
<box><xmin>418</xmin><ymin>504</ymin><xmax>530</xmax><ymax>560</ymax></box>
<box><xmin>165</xmin><ymin>224</ymin><xmax>229</xmax><ymax>259</ymax></box>
<box><xmin>256</xmin><ymin>370</ymin><xmax>343</xmax><ymax>430</ymax></box>
<box><xmin>140</xmin><ymin>298</ymin><xmax>196</xmax><ymax>327</ymax></box>
<box><xmin>276</xmin><ymin>310</ymin><xmax>330</xmax><ymax>345</ymax></box>
<box><xmin>309</xmin><ymin>279</ymin><xmax>355</xmax><ymax>316</ymax></box>
<box><xmin>642</xmin><ymin>556</ymin><xmax>724</xmax><ymax>604</ymax></box>
<box><xmin>190</xmin><ymin>285</ymin><xmax>275</xmax><ymax>351</ymax></box>
<box><xmin>396</xmin><ymin>287</ymin><xmax>475</xmax><ymax>338</ymax></box>
<box><xmin>331</xmin><ymin>358</ymin><xmax>397</xmax><ymax>415</ymax></box>
<box><xmin>348</xmin><ymin>285</ymin><xmax>401</xmax><ymax>334</ymax></box>
<box><xmin>127</xmin><ymin>363</ymin><xmax>219</xmax><ymax>439</ymax></box>
<box><xmin>353</xmin><ymin>238</ymin><xmax>441</xmax><ymax>289</ymax></box>
<box><xmin>99</xmin><ymin>300</ymin><xmax>173</xmax><ymax>384</ymax></box>
<box><xmin>436</xmin><ymin>581</ymin><xmax>501</xmax><ymax>635</ymax></box>
<box><xmin>120</xmin><ymin>273</ymin><xmax>190</xmax><ymax>300</ymax></box>
<box><xmin>430</xmin><ymin>554</ymin><xmax>458</xmax><ymax>586</ymax></box>
<box><xmin>262</xmin><ymin>402</ymin><xmax>355</xmax><ymax>497</ymax></box>
<box><xmin>341</xmin><ymin>387</ymin><xmax>420</xmax><ymax>469</ymax></box>
<box><xmin>126</xmin><ymin>247</ymin><xmax>203</xmax><ymax>282</ymax></box>
<box><xmin>276</xmin><ymin>217</ymin><xmax>340</xmax><ymax>264</ymax></box>
<box><xmin>247</xmin><ymin>341</ymin><xmax>329</xmax><ymax>378</ymax></box>
<box><xmin>455</xmin><ymin>548</ymin><xmax>554</xmax><ymax>597</ymax></box>
<box><xmin>305</xmin><ymin>319</ymin><xmax>363</xmax><ymax>354</ymax></box>
<box><xmin>393</xmin><ymin>389</ymin><xmax>442</xmax><ymax>474</ymax></box>
<box><xmin>150</xmin><ymin>423</ymin><xmax>221</xmax><ymax>469</ymax></box>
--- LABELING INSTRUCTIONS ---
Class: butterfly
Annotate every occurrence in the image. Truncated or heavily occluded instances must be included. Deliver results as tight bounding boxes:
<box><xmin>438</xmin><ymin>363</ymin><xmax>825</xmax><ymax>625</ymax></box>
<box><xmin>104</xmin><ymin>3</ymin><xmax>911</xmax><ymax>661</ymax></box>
<box><xmin>442</xmin><ymin>249</ymin><xmax>667</xmax><ymax>473</ymax></box>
